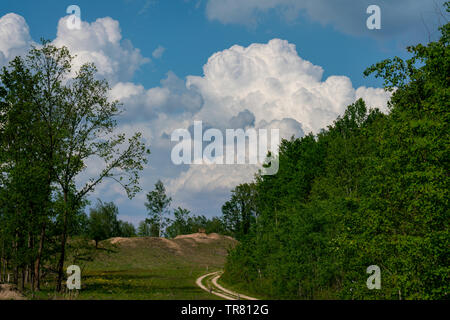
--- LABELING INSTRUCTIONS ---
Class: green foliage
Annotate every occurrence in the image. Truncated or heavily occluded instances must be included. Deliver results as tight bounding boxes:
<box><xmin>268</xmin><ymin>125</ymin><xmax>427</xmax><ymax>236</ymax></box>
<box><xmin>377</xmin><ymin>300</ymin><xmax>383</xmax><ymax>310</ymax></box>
<box><xmin>88</xmin><ymin>200</ymin><xmax>137</xmax><ymax>247</ymax></box>
<box><xmin>88</xmin><ymin>201</ymin><xmax>121</xmax><ymax>248</ymax></box>
<box><xmin>165</xmin><ymin>207</ymin><xmax>228</xmax><ymax>239</ymax></box>
<box><xmin>223</xmin><ymin>15</ymin><xmax>449</xmax><ymax>300</ymax></box>
<box><xmin>166</xmin><ymin>207</ymin><xmax>192</xmax><ymax>238</ymax></box>
<box><xmin>137</xmin><ymin>221</ymin><xmax>153</xmax><ymax>237</ymax></box>
<box><xmin>118</xmin><ymin>221</ymin><xmax>137</xmax><ymax>238</ymax></box>
<box><xmin>222</xmin><ymin>183</ymin><xmax>257</xmax><ymax>240</ymax></box>
<box><xmin>0</xmin><ymin>41</ymin><xmax>149</xmax><ymax>291</ymax></box>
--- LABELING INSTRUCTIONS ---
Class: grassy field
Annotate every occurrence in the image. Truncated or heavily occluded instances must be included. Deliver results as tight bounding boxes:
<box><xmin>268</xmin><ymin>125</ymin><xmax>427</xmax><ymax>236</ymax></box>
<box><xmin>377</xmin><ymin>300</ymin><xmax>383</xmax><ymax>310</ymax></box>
<box><xmin>29</xmin><ymin>233</ymin><xmax>237</xmax><ymax>300</ymax></box>
<box><xmin>217</xmin><ymin>276</ymin><xmax>269</xmax><ymax>300</ymax></box>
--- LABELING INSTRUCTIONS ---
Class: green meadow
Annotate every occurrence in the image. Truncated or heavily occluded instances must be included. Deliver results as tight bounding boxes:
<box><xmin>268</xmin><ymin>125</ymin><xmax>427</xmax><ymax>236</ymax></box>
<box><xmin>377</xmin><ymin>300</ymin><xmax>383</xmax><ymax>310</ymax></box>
<box><xmin>29</xmin><ymin>234</ymin><xmax>236</xmax><ymax>300</ymax></box>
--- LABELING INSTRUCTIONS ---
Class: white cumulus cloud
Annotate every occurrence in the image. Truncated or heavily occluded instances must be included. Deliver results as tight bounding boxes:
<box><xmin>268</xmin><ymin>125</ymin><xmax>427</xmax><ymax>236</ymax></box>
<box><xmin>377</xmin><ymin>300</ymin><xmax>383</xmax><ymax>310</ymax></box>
<box><xmin>0</xmin><ymin>13</ymin><xmax>149</xmax><ymax>85</ymax></box>
<box><xmin>0</xmin><ymin>13</ymin><xmax>34</xmax><ymax>67</ymax></box>
<box><xmin>161</xmin><ymin>39</ymin><xmax>391</xmax><ymax>203</ymax></box>
<box><xmin>52</xmin><ymin>16</ymin><xmax>149</xmax><ymax>84</ymax></box>
<box><xmin>186</xmin><ymin>39</ymin><xmax>390</xmax><ymax>134</ymax></box>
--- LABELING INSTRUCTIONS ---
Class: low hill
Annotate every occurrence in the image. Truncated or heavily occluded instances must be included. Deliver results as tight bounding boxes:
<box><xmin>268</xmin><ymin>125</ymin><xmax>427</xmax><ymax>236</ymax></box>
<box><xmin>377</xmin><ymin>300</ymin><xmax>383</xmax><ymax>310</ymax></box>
<box><xmin>105</xmin><ymin>233</ymin><xmax>236</xmax><ymax>268</ymax></box>
<box><xmin>65</xmin><ymin>233</ymin><xmax>237</xmax><ymax>300</ymax></box>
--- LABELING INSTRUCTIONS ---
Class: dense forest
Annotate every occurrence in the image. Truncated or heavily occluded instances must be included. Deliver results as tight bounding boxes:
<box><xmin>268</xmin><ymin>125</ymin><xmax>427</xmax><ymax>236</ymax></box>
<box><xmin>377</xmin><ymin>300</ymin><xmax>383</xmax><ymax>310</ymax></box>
<box><xmin>221</xmin><ymin>12</ymin><xmax>449</xmax><ymax>299</ymax></box>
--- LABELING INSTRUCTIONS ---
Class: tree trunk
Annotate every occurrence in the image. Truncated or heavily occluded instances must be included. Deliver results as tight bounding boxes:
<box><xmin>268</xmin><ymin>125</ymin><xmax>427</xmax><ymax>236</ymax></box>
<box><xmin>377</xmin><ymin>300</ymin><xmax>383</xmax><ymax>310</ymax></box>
<box><xmin>13</xmin><ymin>231</ymin><xmax>19</xmax><ymax>285</ymax></box>
<box><xmin>0</xmin><ymin>241</ymin><xmax>3</xmax><ymax>283</ymax></box>
<box><xmin>13</xmin><ymin>266</ymin><xmax>18</xmax><ymax>285</ymax></box>
<box><xmin>30</xmin><ymin>263</ymin><xmax>34</xmax><ymax>292</ymax></box>
<box><xmin>56</xmin><ymin>190</ymin><xmax>69</xmax><ymax>292</ymax></box>
<box><xmin>26</xmin><ymin>232</ymin><xmax>32</xmax><ymax>287</ymax></box>
<box><xmin>2</xmin><ymin>258</ymin><xmax>7</xmax><ymax>284</ymax></box>
<box><xmin>159</xmin><ymin>213</ymin><xmax>162</xmax><ymax>238</ymax></box>
<box><xmin>21</xmin><ymin>268</ymin><xmax>25</xmax><ymax>291</ymax></box>
<box><xmin>24</xmin><ymin>265</ymin><xmax>28</xmax><ymax>285</ymax></box>
<box><xmin>4</xmin><ymin>258</ymin><xmax>8</xmax><ymax>283</ymax></box>
<box><xmin>34</xmin><ymin>221</ymin><xmax>46</xmax><ymax>291</ymax></box>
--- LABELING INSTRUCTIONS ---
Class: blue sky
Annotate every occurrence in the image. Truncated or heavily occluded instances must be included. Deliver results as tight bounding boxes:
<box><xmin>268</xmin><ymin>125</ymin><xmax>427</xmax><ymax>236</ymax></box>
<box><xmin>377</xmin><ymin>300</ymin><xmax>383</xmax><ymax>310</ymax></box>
<box><xmin>3</xmin><ymin>0</ymin><xmax>437</xmax><ymax>88</ymax></box>
<box><xmin>0</xmin><ymin>0</ymin><xmax>444</xmax><ymax>225</ymax></box>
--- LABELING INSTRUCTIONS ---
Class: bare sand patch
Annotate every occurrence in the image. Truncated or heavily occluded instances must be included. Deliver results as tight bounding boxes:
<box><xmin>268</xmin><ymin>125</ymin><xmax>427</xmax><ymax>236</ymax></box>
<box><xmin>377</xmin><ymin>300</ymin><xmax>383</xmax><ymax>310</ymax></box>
<box><xmin>175</xmin><ymin>232</ymin><xmax>229</xmax><ymax>242</ymax></box>
<box><xmin>107</xmin><ymin>233</ymin><xmax>236</xmax><ymax>255</ymax></box>
<box><xmin>0</xmin><ymin>284</ymin><xmax>26</xmax><ymax>300</ymax></box>
<box><xmin>108</xmin><ymin>236</ymin><xmax>182</xmax><ymax>253</ymax></box>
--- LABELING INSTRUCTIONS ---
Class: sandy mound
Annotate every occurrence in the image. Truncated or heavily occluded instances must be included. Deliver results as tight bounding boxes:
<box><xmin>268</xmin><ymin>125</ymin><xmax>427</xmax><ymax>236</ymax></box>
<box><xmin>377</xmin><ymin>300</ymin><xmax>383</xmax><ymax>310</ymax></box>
<box><xmin>175</xmin><ymin>232</ymin><xmax>210</xmax><ymax>240</ymax></box>
<box><xmin>175</xmin><ymin>233</ymin><xmax>215</xmax><ymax>244</ymax></box>
<box><xmin>109</xmin><ymin>237</ymin><xmax>134</xmax><ymax>245</ymax></box>
<box><xmin>108</xmin><ymin>236</ymin><xmax>182</xmax><ymax>253</ymax></box>
<box><xmin>174</xmin><ymin>232</ymin><xmax>237</xmax><ymax>244</ymax></box>
<box><xmin>0</xmin><ymin>284</ymin><xmax>26</xmax><ymax>300</ymax></box>
<box><xmin>107</xmin><ymin>233</ymin><xmax>236</xmax><ymax>254</ymax></box>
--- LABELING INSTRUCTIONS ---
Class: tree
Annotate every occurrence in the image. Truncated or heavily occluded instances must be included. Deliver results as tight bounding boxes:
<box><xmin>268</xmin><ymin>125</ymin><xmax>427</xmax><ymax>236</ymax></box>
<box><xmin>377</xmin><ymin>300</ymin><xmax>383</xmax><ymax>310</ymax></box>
<box><xmin>0</xmin><ymin>41</ymin><xmax>150</xmax><ymax>291</ymax></box>
<box><xmin>118</xmin><ymin>221</ymin><xmax>136</xmax><ymax>238</ymax></box>
<box><xmin>0</xmin><ymin>48</ymin><xmax>57</xmax><ymax>291</ymax></box>
<box><xmin>222</xmin><ymin>183</ymin><xmax>257</xmax><ymax>240</ymax></box>
<box><xmin>347</xmin><ymin>10</ymin><xmax>449</xmax><ymax>298</ymax></box>
<box><xmin>137</xmin><ymin>221</ymin><xmax>153</xmax><ymax>237</ymax></box>
<box><xmin>88</xmin><ymin>201</ymin><xmax>120</xmax><ymax>248</ymax></box>
<box><xmin>204</xmin><ymin>217</ymin><xmax>227</xmax><ymax>235</ymax></box>
<box><xmin>145</xmin><ymin>180</ymin><xmax>172</xmax><ymax>237</ymax></box>
<box><xmin>165</xmin><ymin>207</ymin><xmax>228</xmax><ymax>238</ymax></box>
<box><xmin>166</xmin><ymin>207</ymin><xmax>191</xmax><ymax>238</ymax></box>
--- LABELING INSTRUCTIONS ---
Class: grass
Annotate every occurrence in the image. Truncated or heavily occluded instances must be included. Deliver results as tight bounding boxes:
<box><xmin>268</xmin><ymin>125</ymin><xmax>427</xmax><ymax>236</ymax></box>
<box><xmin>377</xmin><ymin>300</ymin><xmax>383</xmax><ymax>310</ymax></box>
<box><xmin>27</xmin><ymin>234</ymin><xmax>236</xmax><ymax>300</ymax></box>
<box><xmin>217</xmin><ymin>276</ymin><xmax>270</xmax><ymax>300</ymax></box>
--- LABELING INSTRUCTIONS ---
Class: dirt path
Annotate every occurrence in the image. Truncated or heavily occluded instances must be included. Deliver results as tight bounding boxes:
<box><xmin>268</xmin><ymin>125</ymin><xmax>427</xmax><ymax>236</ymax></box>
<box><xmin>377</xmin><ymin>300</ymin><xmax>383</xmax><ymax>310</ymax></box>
<box><xmin>195</xmin><ymin>271</ymin><xmax>258</xmax><ymax>300</ymax></box>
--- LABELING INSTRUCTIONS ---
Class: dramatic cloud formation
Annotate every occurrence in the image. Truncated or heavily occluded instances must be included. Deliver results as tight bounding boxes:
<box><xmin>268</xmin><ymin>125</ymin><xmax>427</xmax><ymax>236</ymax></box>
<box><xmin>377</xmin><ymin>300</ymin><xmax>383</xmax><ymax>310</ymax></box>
<box><xmin>0</xmin><ymin>13</ymin><xmax>34</xmax><ymax>67</ymax></box>
<box><xmin>186</xmin><ymin>39</ymin><xmax>390</xmax><ymax>133</ymax></box>
<box><xmin>161</xmin><ymin>39</ymin><xmax>390</xmax><ymax>208</ymax></box>
<box><xmin>0</xmin><ymin>12</ymin><xmax>392</xmax><ymax>218</ymax></box>
<box><xmin>205</xmin><ymin>0</ymin><xmax>445</xmax><ymax>41</ymax></box>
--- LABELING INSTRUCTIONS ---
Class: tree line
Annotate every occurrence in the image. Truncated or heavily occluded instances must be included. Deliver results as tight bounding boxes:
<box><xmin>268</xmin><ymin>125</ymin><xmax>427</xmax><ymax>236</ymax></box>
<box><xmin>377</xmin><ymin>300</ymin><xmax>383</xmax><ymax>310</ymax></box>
<box><xmin>80</xmin><ymin>180</ymin><xmax>230</xmax><ymax>246</ymax></box>
<box><xmin>221</xmin><ymin>13</ymin><xmax>449</xmax><ymax>300</ymax></box>
<box><xmin>0</xmin><ymin>42</ymin><xmax>149</xmax><ymax>292</ymax></box>
<box><xmin>142</xmin><ymin>179</ymin><xmax>229</xmax><ymax>238</ymax></box>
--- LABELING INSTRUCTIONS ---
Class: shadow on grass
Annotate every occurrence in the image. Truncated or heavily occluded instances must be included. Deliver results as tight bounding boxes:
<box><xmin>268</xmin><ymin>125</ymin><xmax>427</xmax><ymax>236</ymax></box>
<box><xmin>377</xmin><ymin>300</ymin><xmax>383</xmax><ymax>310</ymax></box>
<box><xmin>81</xmin><ymin>270</ymin><xmax>205</xmax><ymax>296</ymax></box>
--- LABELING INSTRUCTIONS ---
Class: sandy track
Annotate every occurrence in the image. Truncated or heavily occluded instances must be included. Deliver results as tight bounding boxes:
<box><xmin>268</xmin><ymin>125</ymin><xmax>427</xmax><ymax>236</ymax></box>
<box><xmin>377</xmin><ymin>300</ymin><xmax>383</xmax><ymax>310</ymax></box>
<box><xmin>195</xmin><ymin>271</ymin><xmax>258</xmax><ymax>300</ymax></box>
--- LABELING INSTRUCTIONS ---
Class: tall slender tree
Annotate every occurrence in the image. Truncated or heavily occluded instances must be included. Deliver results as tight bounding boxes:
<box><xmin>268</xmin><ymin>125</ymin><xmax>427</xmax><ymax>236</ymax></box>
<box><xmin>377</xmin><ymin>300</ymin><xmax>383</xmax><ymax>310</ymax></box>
<box><xmin>145</xmin><ymin>180</ymin><xmax>172</xmax><ymax>237</ymax></box>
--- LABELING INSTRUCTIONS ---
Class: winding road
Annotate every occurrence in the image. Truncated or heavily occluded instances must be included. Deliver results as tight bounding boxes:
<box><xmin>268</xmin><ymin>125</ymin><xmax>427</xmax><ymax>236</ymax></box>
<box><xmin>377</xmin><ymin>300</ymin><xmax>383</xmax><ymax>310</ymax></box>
<box><xmin>196</xmin><ymin>271</ymin><xmax>258</xmax><ymax>300</ymax></box>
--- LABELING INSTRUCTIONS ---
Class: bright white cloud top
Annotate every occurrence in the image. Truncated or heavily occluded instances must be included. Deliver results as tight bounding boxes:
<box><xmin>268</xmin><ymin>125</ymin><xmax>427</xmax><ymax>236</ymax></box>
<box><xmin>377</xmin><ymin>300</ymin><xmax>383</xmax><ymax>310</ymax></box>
<box><xmin>0</xmin><ymin>12</ymin><xmax>392</xmax><ymax>218</ymax></box>
<box><xmin>53</xmin><ymin>16</ymin><xmax>149</xmax><ymax>84</ymax></box>
<box><xmin>0</xmin><ymin>13</ymin><xmax>34</xmax><ymax>66</ymax></box>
